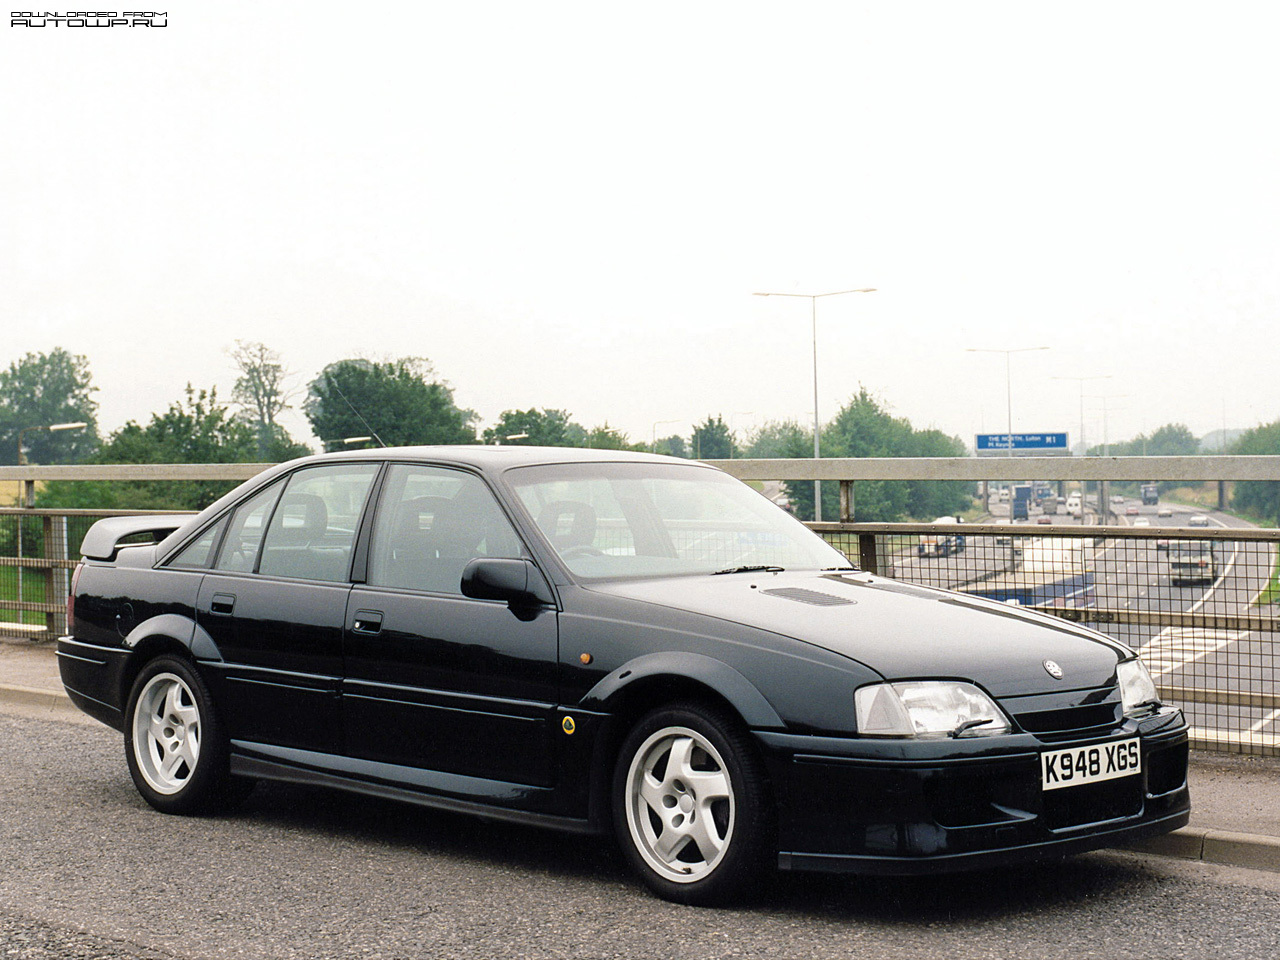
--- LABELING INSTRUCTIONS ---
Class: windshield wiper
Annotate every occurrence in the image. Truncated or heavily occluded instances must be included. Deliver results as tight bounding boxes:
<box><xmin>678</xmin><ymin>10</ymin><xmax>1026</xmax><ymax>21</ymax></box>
<box><xmin>711</xmin><ymin>565</ymin><xmax>785</xmax><ymax>576</ymax></box>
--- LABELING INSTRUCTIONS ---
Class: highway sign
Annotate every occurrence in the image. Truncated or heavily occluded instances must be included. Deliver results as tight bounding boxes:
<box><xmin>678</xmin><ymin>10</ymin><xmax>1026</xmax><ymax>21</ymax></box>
<box><xmin>975</xmin><ymin>432</ymin><xmax>1070</xmax><ymax>456</ymax></box>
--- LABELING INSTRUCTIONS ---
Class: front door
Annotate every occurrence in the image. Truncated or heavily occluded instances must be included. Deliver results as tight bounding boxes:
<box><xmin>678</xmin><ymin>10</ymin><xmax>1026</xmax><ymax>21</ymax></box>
<box><xmin>341</xmin><ymin>463</ymin><xmax>559</xmax><ymax>787</ymax></box>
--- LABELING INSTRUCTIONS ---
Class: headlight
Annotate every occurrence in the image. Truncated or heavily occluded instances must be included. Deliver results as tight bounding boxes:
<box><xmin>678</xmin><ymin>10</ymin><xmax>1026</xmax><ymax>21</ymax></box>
<box><xmin>855</xmin><ymin>681</ymin><xmax>1011</xmax><ymax>738</ymax></box>
<box><xmin>1117</xmin><ymin>658</ymin><xmax>1160</xmax><ymax>716</ymax></box>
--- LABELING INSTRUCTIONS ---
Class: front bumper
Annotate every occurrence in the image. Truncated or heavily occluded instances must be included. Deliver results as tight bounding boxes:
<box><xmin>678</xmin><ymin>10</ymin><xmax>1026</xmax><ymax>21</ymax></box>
<box><xmin>757</xmin><ymin>708</ymin><xmax>1190</xmax><ymax>875</ymax></box>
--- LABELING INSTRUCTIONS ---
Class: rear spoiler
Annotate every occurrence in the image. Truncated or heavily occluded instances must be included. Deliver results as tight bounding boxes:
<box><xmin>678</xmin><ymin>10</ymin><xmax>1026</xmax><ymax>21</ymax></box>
<box><xmin>80</xmin><ymin>515</ymin><xmax>191</xmax><ymax>561</ymax></box>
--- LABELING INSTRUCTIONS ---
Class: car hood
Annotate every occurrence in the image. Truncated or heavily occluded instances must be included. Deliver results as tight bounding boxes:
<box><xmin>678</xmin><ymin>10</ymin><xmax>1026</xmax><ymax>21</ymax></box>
<box><xmin>588</xmin><ymin>570</ymin><xmax>1125</xmax><ymax>698</ymax></box>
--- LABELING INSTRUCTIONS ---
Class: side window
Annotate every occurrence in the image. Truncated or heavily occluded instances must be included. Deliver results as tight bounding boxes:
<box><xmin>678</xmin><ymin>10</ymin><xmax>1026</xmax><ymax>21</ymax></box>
<box><xmin>257</xmin><ymin>463</ymin><xmax>380</xmax><ymax>582</ymax></box>
<box><xmin>213</xmin><ymin>480</ymin><xmax>285</xmax><ymax>573</ymax></box>
<box><xmin>168</xmin><ymin>517</ymin><xmax>228</xmax><ymax>570</ymax></box>
<box><xmin>367</xmin><ymin>465</ymin><xmax>525</xmax><ymax>594</ymax></box>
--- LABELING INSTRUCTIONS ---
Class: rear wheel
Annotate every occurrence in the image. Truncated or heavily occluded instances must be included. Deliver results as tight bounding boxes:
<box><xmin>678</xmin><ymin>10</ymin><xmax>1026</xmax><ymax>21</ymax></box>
<box><xmin>125</xmin><ymin>655</ymin><xmax>249</xmax><ymax>814</ymax></box>
<box><xmin>613</xmin><ymin>703</ymin><xmax>772</xmax><ymax>905</ymax></box>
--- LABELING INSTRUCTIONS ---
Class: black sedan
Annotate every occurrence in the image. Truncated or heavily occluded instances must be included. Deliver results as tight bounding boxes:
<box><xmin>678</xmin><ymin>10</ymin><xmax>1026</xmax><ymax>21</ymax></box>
<box><xmin>58</xmin><ymin>447</ymin><xmax>1189</xmax><ymax>905</ymax></box>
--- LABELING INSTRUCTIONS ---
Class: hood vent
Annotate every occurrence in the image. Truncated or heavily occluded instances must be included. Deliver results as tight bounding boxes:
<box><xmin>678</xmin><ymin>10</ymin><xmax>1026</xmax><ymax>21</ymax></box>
<box><xmin>760</xmin><ymin>587</ymin><xmax>855</xmax><ymax>607</ymax></box>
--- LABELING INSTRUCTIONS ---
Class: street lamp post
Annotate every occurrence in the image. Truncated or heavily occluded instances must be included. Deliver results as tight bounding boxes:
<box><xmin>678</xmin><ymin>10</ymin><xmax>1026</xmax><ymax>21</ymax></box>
<box><xmin>1051</xmin><ymin>375</ymin><xmax>1110</xmax><ymax>457</ymax></box>
<box><xmin>753</xmin><ymin>288</ymin><xmax>876</xmax><ymax>521</ymax></box>
<box><xmin>965</xmin><ymin>348</ymin><xmax>1049</xmax><ymax>459</ymax></box>
<box><xmin>651</xmin><ymin>419</ymin><xmax>681</xmax><ymax>454</ymax></box>
<box><xmin>16</xmin><ymin>421</ymin><xmax>88</xmax><ymax>465</ymax></box>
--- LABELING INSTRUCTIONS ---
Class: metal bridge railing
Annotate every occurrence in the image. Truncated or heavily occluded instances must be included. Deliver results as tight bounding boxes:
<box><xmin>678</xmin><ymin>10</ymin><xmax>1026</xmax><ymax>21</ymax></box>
<box><xmin>3</xmin><ymin>457</ymin><xmax>1279</xmax><ymax>756</ymax></box>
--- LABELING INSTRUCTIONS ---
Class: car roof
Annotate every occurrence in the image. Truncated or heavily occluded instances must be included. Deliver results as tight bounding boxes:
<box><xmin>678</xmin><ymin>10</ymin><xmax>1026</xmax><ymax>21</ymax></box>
<box><xmin>287</xmin><ymin>444</ymin><xmax>704</xmax><ymax>473</ymax></box>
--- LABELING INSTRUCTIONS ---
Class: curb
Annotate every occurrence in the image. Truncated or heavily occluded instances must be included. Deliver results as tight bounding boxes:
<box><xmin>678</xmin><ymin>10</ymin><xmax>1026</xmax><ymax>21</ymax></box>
<box><xmin>3</xmin><ymin>680</ymin><xmax>1280</xmax><ymax>876</ymax></box>
<box><xmin>0</xmin><ymin>682</ymin><xmax>84</xmax><ymax>720</ymax></box>
<box><xmin>1127</xmin><ymin>827</ymin><xmax>1280</xmax><ymax>874</ymax></box>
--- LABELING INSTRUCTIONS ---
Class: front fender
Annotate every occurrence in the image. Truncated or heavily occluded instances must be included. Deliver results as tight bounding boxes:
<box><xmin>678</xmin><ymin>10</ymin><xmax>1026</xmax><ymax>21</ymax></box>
<box><xmin>580</xmin><ymin>651</ymin><xmax>784</xmax><ymax>729</ymax></box>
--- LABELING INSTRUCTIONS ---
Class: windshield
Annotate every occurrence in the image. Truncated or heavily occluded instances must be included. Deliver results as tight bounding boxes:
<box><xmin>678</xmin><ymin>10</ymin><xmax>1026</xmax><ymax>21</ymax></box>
<box><xmin>506</xmin><ymin>461</ymin><xmax>850</xmax><ymax>579</ymax></box>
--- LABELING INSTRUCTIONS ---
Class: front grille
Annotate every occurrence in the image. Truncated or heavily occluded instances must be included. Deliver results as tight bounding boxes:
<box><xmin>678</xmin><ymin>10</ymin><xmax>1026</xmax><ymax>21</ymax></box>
<box><xmin>1000</xmin><ymin>686</ymin><xmax>1124</xmax><ymax>741</ymax></box>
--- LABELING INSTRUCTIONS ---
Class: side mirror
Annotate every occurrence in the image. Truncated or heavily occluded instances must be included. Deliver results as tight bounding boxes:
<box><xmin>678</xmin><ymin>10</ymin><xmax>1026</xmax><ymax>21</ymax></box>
<box><xmin>461</xmin><ymin>558</ymin><xmax>553</xmax><ymax>606</ymax></box>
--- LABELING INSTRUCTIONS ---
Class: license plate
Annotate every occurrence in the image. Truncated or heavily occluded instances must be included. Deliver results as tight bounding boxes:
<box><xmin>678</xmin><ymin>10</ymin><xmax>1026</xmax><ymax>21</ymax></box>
<box><xmin>1041</xmin><ymin>738</ymin><xmax>1141</xmax><ymax>791</ymax></box>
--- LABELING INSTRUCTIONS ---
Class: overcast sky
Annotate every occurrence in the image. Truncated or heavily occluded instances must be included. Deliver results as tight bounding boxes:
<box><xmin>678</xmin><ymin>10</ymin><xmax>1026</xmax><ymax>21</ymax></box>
<box><xmin>4</xmin><ymin>2</ymin><xmax>1279</xmax><ymax>454</ymax></box>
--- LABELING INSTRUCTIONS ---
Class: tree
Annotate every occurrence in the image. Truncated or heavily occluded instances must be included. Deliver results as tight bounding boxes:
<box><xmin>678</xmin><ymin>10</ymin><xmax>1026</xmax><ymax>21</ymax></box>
<box><xmin>782</xmin><ymin>388</ymin><xmax>970</xmax><ymax>522</ymax></box>
<box><xmin>744</xmin><ymin>420</ymin><xmax>812</xmax><ymax>460</ymax></box>
<box><xmin>1230</xmin><ymin>421</ymin><xmax>1280</xmax><ymax>524</ymax></box>
<box><xmin>305</xmin><ymin>358</ymin><xmax>477</xmax><ymax>448</ymax></box>
<box><xmin>38</xmin><ymin>386</ymin><xmax>262</xmax><ymax>510</ymax></box>
<box><xmin>582</xmin><ymin>422</ymin><xmax>641</xmax><ymax>450</ymax></box>
<box><xmin>230</xmin><ymin>341</ymin><xmax>307</xmax><ymax>459</ymax></box>
<box><xmin>0</xmin><ymin>348</ymin><xmax>99</xmax><ymax>464</ymax></box>
<box><xmin>653</xmin><ymin>434</ymin><xmax>688</xmax><ymax>458</ymax></box>
<box><xmin>690</xmin><ymin>416</ymin><xmax>734</xmax><ymax>459</ymax></box>
<box><xmin>481</xmin><ymin>408</ymin><xmax>581</xmax><ymax>446</ymax></box>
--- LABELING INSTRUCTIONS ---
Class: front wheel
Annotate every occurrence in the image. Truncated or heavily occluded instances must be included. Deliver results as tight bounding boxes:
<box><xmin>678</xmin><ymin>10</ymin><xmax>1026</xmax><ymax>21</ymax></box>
<box><xmin>125</xmin><ymin>655</ymin><xmax>248</xmax><ymax>815</ymax></box>
<box><xmin>613</xmin><ymin>703</ymin><xmax>773</xmax><ymax>905</ymax></box>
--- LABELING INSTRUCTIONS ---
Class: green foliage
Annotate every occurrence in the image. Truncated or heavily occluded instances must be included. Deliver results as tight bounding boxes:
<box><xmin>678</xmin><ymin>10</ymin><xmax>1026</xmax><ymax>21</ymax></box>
<box><xmin>0</xmin><ymin>348</ymin><xmax>100</xmax><ymax>464</ymax></box>
<box><xmin>769</xmin><ymin>389</ymin><xmax>970</xmax><ymax>522</ymax></box>
<box><xmin>690</xmin><ymin>416</ymin><xmax>734</xmax><ymax>460</ymax></box>
<box><xmin>744</xmin><ymin>420</ymin><xmax>812</xmax><ymax>460</ymax></box>
<box><xmin>1230</xmin><ymin>421</ymin><xmax>1280</xmax><ymax>524</ymax></box>
<box><xmin>37</xmin><ymin>386</ymin><xmax>262</xmax><ymax>511</ymax></box>
<box><xmin>654</xmin><ymin>434</ymin><xmax>688</xmax><ymax>458</ymax></box>
<box><xmin>582</xmin><ymin>422</ymin><xmax>643</xmax><ymax>450</ymax></box>
<box><xmin>1092</xmin><ymin>423</ymin><xmax>1200</xmax><ymax>459</ymax></box>
<box><xmin>481</xmin><ymin>408</ymin><xmax>581</xmax><ymax>446</ymax></box>
<box><xmin>305</xmin><ymin>358</ymin><xmax>477</xmax><ymax>448</ymax></box>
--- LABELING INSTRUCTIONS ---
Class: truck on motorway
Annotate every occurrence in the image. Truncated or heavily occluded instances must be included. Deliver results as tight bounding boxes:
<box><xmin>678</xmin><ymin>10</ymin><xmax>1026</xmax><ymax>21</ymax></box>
<box><xmin>1011</xmin><ymin>484</ymin><xmax>1032</xmax><ymax>521</ymax></box>
<box><xmin>1142</xmin><ymin>483</ymin><xmax>1159</xmax><ymax>505</ymax></box>
<box><xmin>962</xmin><ymin>539</ymin><xmax>1095</xmax><ymax>609</ymax></box>
<box><xmin>917</xmin><ymin>515</ymin><xmax>967</xmax><ymax>557</ymax></box>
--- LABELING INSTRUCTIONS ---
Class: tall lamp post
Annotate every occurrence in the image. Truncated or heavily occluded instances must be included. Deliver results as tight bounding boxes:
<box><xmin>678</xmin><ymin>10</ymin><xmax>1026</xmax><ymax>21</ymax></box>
<box><xmin>1051</xmin><ymin>375</ymin><xmax>1110</xmax><ymax>456</ymax></box>
<box><xmin>16</xmin><ymin>421</ymin><xmax>88</xmax><ymax>465</ymax></box>
<box><xmin>753</xmin><ymin>288</ymin><xmax>876</xmax><ymax>521</ymax></box>
<box><xmin>651</xmin><ymin>419</ymin><xmax>681</xmax><ymax>454</ymax></box>
<box><xmin>965</xmin><ymin>347</ymin><xmax>1049</xmax><ymax>459</ymax></box>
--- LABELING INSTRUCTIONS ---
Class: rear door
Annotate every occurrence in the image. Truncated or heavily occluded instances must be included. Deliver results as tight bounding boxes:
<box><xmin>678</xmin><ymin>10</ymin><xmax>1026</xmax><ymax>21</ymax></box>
<box><xmin>196</xmin><ymin>462</ymin><xmax>380</xmax><ymax>755</ymax></box>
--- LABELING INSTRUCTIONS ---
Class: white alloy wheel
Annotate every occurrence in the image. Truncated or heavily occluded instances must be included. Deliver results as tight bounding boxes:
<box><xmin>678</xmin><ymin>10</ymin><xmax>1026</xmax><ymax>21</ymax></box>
<box><xmin>131</xmin><ymin>671</ymin><xmax>202</xmax><ymax>795</ymax></box>
<box><xmin>623</xmin><ymin>725</ymin><xmax>735</xmax><ymax>884</ymax></box>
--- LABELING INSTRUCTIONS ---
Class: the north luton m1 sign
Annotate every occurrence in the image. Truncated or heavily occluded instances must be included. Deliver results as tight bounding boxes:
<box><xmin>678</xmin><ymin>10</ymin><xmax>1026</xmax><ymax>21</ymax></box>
<box><xmin>975</xmin><ymin>432</ymin><xmax>1070</xmax><ymax>456</ymax></box>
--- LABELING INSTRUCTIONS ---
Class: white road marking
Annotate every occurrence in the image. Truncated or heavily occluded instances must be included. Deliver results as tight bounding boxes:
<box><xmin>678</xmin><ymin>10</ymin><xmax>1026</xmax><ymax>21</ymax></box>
<box><xmin>1142</xmin><ymin>626</ymin><xmax>1248</xmax><ymax>678</ymax></box>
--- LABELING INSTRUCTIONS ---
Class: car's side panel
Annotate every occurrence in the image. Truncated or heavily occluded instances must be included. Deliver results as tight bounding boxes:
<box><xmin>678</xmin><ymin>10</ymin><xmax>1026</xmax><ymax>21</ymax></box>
<box><xmin>196</xmin><ymin>573</ymin><xmax>347</xmax><ymax>755</ymax></box>
<box><xmin>341</xmin><ymin>587</ymin><xmax>559</xmax><ymax>787</ymax></box>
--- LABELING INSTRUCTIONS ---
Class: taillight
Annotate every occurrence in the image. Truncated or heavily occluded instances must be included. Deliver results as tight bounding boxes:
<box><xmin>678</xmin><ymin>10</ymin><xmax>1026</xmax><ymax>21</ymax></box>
<box><xmin>66</xmin><ymin>562</ymin><xmax>82</xmax><ymax>631</ymax></box>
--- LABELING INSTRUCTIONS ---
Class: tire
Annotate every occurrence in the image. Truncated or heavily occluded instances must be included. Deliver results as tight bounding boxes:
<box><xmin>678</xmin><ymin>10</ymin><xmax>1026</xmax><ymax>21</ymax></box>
<box><xmin>612</xmin><ymin>702</ymin><xmax>773</xmax><ymax>905</ymax></box>
<box><xmin>124</xmin><ymin>655</ymin><xmax>250</xmax><ymax>815</ymax></box>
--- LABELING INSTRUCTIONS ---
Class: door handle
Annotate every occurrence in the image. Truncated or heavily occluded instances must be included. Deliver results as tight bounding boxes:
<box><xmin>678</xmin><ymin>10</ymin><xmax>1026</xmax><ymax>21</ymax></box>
<box><xmin>210</xmin><ymin>594</ymin><xmax>236</xmax><ymax>615</ymax></box>
<box><xmin>352</xmin><ymin>610</ymin><xmax>383</xmax><ymax>635</ymax></box>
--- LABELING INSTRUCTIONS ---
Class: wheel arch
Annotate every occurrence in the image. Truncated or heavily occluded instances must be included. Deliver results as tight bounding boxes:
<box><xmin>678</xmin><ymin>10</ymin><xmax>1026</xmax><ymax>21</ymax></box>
<box><xmin>579</xmin><ymin>652</ymin><xmax>783</xmax><ymax>833</ymax></box>
<box><xmin>119</xmin><ymin>613</ymin><xmax>221</xmax><ymax>708</ymax></box>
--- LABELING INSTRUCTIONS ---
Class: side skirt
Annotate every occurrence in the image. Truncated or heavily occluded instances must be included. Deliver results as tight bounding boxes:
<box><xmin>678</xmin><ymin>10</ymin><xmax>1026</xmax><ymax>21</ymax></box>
<box><xmin>229</xmin><ymin>742</ymin><xmax>601</xmax><ymax>836</ymax></box>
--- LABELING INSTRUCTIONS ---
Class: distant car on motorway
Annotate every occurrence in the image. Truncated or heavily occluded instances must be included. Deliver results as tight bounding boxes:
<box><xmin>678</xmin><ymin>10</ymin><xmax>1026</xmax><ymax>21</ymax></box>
<box><xmin>1036</xmin><ymin>514</ymin><xmax>1053</xmax><ymax>524</ymax></box>
<box><xmin>1188</xmin><ymin>515</ymin><xmax>1211</xmax><ymax>527</ymax></box>
<box><xmin>54</xmin><ymin>446</ymin><xmax>1191</xmax><ymax>905</ymax></box>
<box><xmin>1170</xmin><ymin>541</ymin><xmax>1217</xmax><ymax>585</ymax></box>
<box><xmin>1132</xmin><ymin>517</ymin><xmax>1151</xmax><ymax>528</ymax></box>
<box><xmin>1111</xmin><ymin>495</ymin><xmax>1126</xmax><ymax>505</ymax></box>
<box><xmin>1126</xmin><ymin>504</ymin><xmax>1139</xmax><ymax>516</ymax></box>
<box><xmin>1157</xmin><ymin>505</ymin><xmax>1173</xmax><ymax>518</ymax></box>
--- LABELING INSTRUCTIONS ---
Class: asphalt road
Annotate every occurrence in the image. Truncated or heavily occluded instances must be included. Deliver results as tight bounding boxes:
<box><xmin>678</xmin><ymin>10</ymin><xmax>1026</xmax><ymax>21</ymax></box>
<box><xmin>4</xmin><ymin>711</ymin><xmax>1280</xmax><ymax>960</ymax></box>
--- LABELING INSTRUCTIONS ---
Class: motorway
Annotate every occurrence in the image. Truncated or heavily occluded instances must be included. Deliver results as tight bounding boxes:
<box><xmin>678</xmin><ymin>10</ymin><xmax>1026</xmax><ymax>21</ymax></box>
<box><xmin>891</xmin><ymin>498</ymin><xmax>1279</xmax><ymax>750</ymax></box>
<box><xmin>2</xmin><ymin>707</ymin><xmax>1280</xmax><ymax>960</ymax></box>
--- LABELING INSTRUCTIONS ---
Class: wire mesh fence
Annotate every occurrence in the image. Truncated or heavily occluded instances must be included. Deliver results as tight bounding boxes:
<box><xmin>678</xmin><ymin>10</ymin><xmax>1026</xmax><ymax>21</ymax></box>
<box><xmin>816</xmin><ymin>516</ymin><xmax>1280</xmax><ymax>757</ymax></box>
